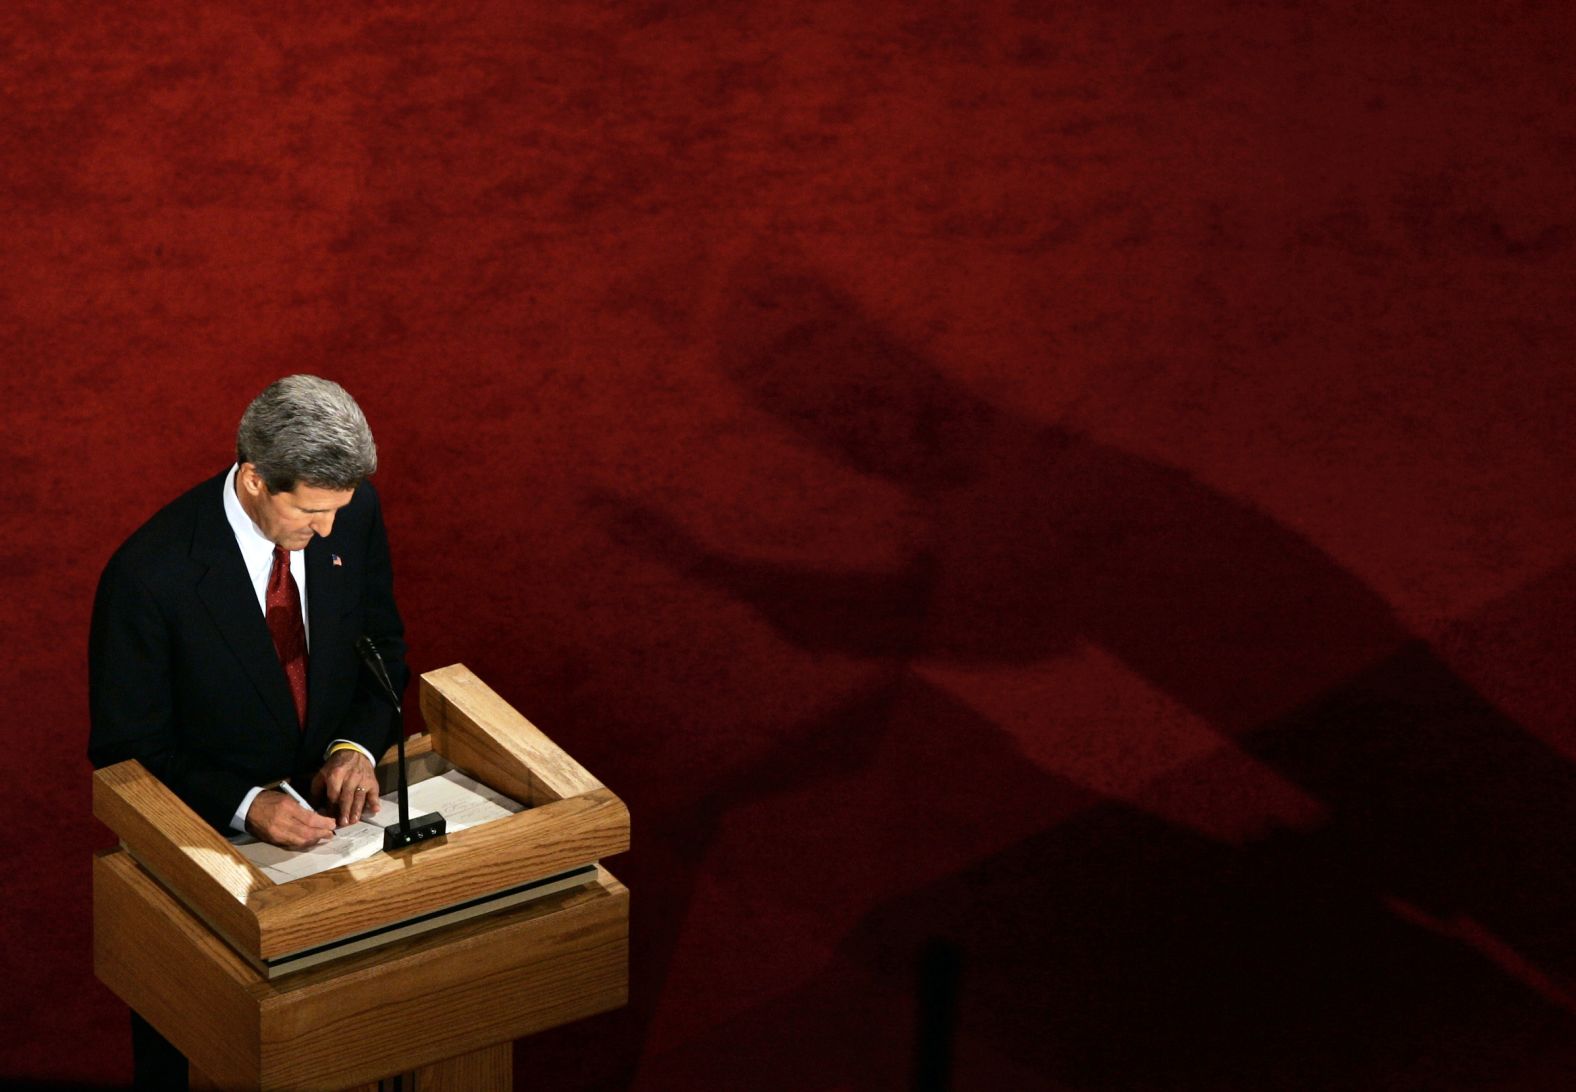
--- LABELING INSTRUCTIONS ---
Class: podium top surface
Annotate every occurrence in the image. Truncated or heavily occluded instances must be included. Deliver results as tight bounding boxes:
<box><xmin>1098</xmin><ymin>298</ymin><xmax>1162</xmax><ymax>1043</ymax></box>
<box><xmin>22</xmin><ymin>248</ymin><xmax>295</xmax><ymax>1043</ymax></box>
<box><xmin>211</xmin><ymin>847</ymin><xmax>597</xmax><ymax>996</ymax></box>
<box><xmin>93</xmin><ymin>664</ymin><xmax>630</xmax><ymax>965</ymax></box>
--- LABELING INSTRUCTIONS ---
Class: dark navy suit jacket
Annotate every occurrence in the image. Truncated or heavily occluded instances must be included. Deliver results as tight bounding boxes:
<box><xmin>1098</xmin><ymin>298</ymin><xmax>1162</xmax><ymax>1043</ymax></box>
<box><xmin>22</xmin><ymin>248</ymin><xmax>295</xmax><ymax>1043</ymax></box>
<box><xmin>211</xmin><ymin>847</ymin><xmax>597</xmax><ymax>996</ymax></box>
<box><xmin>88</xmin><ymin>469</ymin><xmax>408</xmax><ymax>831</ymax></box>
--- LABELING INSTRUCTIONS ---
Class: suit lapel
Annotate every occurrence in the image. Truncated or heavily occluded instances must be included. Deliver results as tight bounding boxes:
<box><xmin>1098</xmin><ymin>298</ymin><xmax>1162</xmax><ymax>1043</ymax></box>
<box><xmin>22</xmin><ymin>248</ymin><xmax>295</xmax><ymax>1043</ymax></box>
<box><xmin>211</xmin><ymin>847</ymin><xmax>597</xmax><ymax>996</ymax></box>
<box><xmin>191</xmin><ymin>472</ymin><xmax>301</xmax><ymax>738</ymax></box>
<box><xmin>304</xmin><ymin>535</ymin><xmax>342</xmax><ymax>738</ymax></box>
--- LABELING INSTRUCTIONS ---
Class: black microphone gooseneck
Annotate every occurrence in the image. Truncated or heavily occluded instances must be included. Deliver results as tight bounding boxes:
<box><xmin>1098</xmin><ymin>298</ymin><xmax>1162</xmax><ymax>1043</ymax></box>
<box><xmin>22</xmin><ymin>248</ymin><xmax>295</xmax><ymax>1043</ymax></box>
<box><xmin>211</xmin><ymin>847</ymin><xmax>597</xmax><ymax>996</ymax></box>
<box><xmin>355</xmin><ymin>636</ymin><xmax>446</xmax><ymax>850</ymax></box>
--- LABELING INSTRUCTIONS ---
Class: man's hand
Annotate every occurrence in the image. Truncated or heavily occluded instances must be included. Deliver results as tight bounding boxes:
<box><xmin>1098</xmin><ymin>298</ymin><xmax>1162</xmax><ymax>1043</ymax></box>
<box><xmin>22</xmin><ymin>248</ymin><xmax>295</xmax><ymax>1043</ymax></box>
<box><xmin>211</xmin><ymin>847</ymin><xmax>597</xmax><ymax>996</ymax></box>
<box><xmin>245</xmin><ymin>790</ymin><xmax>337</xmax><ymax>849</ymax></box>
<box><xmin>312</xmin><ymin>748</ymin><xmax>382</xmax><ymax>826</ymax></box>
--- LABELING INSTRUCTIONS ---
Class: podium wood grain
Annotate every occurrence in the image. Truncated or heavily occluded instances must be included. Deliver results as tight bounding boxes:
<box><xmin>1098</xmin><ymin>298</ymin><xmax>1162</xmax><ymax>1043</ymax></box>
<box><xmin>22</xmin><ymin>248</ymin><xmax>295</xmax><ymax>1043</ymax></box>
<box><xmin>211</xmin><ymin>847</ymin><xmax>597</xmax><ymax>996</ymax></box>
<box><xmin>409</xmin><ymin>1041</ymin><xmax>512</xmax><ymax>1091</ymax></box>
<box><xmin>97</xmin><ymin>848</ymin><xmax>628</xmax><ymax>1091</ymax></box>
<box><xmin>93</xmin><ymin>760</ymin><xmax>270</xmax><ymax>954</ymax></box>
<box><xmin>420</xmin><ymin>663</ymin><xmax>601</xmax><ymax>804</ymax></box>
<box><xmin>246</xmin><ymin>784</ymin><xmax>628</xmax><ymax>960</ymax></box>
<box><xmin>93</xmin><ymin>665</ymin><xmax>631</xmax><ymax>966</ymax></box>
<box><xmin>93</xmin><ymin>663</ymin><xmax>630</xmax><ymax>1089</ymax></box>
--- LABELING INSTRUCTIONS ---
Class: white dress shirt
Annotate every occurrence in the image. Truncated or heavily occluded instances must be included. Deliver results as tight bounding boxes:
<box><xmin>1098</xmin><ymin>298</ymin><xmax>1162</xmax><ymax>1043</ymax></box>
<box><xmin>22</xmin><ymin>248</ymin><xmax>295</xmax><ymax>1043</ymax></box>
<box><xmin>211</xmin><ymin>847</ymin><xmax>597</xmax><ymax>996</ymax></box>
<box><xmin>222</xmin><ymin>464</ymin><xmax>311</xmax><ymax>639</ymax></box>
<box><xmin>221</xmin><ymin>465</ymin><xmax>372</xmax><ymax>832</ymax></box>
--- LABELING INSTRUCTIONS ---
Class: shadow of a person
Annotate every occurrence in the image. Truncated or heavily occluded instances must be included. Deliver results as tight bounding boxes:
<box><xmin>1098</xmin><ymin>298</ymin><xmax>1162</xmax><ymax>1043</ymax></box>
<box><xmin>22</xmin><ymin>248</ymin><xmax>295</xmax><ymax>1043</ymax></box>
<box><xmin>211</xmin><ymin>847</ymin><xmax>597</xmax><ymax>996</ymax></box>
<box><xmin>589</xmin><ymin>261</ymin><xmax>1576</xmax><ymax>1087</ymax></box>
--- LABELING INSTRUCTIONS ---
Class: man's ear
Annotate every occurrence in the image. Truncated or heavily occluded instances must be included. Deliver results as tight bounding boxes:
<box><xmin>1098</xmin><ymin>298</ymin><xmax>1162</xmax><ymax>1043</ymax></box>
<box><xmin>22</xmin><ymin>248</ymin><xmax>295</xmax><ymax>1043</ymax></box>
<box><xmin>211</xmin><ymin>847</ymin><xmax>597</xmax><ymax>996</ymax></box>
<box><xmin>238</xmin><ymin>463</ymin><xmax>264</xmax><ymax>496</ymax></box>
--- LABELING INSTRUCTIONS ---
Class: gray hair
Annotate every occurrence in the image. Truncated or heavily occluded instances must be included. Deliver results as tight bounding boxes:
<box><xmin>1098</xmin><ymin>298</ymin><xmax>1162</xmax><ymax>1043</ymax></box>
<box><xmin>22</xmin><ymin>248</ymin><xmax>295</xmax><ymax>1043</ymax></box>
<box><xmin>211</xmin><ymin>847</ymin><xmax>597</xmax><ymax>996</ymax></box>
<box><xmin>236</xmin><ymin>375</ymin><xmax>378</xmax><ymax>492</ymax></box>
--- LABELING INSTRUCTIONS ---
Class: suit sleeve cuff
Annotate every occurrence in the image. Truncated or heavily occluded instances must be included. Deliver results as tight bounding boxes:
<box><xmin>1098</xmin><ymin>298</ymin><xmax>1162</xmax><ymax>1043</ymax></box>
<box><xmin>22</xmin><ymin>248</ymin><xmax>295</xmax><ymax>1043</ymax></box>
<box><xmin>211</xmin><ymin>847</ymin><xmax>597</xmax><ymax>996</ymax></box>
<box><xmin>327</xmin><ymin>739</ymin><xmax>376</xmax><ymax>765</ymax></box>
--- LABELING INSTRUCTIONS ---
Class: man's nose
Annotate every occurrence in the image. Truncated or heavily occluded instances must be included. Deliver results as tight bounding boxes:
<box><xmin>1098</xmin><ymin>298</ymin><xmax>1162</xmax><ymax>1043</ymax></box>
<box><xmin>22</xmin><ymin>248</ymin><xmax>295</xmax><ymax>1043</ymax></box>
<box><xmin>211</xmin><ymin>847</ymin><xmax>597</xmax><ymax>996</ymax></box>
<box><xmin>310</xmin><ymin>513</ymin><xmax>335</xmax><ymax>537</ymax></box>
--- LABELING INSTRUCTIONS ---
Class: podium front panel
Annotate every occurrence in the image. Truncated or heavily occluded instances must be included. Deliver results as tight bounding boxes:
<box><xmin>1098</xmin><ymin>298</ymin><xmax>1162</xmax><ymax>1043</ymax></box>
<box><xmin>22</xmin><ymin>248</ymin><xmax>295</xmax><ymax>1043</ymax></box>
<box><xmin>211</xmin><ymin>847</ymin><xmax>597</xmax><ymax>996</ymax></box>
<box><xmin>95</xmin><ymin>848</ymin><xmax>629</xmax><ymax>1091</ymax></box>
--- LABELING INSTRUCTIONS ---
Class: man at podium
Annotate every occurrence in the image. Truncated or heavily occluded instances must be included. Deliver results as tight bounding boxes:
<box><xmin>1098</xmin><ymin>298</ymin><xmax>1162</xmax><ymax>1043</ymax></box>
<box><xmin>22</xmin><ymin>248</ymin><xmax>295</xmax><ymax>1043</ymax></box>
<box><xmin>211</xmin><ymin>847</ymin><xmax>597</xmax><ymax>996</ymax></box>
<box><xmin>88</xmin><ymin>374</ymin><xmax>408</xmax><ymax>1087</ymax></box>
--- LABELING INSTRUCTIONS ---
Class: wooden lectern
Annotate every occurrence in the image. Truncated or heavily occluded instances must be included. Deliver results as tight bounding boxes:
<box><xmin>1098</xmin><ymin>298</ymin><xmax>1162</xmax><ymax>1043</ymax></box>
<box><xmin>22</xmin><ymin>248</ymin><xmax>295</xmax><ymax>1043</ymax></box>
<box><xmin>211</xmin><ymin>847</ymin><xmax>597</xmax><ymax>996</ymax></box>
<box><xmin>92</xmin><ymin>665</ymin><xmax>630</xmax><ymax>1091</ymax></box>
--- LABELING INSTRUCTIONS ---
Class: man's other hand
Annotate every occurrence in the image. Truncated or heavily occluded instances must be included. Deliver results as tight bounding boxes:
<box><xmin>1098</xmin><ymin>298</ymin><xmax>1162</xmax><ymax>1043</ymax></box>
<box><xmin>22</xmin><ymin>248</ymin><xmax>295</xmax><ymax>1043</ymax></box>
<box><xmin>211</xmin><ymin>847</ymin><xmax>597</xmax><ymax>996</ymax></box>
<box><xmin>245</xmin><ymin>790</ymin><xmax>336</xmax><ymax>848</ymax></box>
<box><xmin>312</xmin><ymin>748</ymin><xmax>382</xmax><ymax>826</ymax></box>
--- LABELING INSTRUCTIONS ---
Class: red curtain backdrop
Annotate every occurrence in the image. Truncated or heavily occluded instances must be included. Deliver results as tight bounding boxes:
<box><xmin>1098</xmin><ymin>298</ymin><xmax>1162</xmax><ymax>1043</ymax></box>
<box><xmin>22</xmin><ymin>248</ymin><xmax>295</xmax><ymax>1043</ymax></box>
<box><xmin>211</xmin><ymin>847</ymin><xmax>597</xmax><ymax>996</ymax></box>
<box><xmin>3</xmin><ymin>2</ymin><xmax>1574</xmax><ymax>1087</ymax></box>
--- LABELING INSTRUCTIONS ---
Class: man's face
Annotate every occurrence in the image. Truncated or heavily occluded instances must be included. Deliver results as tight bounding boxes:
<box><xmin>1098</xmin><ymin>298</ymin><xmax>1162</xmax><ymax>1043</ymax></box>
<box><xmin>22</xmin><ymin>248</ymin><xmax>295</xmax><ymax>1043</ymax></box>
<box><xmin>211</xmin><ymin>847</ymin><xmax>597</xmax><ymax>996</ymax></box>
<box><xmin>237</xmin><ymin>464</ymin><xmax>355</xmax><ymax>551</ymax></box>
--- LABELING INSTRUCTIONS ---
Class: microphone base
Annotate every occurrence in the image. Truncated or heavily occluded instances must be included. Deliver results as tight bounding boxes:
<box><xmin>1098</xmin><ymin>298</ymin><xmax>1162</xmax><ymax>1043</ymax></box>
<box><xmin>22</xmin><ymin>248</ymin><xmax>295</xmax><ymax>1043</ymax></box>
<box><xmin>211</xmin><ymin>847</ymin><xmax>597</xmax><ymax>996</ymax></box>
<box><xmin>383</xmin><ymin>812</ymin><xmax>446</xmax><ymax>851</ymax></box>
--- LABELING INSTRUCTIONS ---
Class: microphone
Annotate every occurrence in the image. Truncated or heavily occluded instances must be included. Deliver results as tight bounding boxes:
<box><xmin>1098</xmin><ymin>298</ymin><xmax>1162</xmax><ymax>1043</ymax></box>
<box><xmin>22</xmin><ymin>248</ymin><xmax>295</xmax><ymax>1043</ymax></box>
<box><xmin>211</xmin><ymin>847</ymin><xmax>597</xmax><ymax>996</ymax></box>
<box><xmin>355</xmin><ymin>636</ymin><xmax>401</xmax><ymax>712</ymax></box>
<box><xmin>356</xmin><ymin>636</ymin><xmax>446</xmax><ymax>850</ymax></box>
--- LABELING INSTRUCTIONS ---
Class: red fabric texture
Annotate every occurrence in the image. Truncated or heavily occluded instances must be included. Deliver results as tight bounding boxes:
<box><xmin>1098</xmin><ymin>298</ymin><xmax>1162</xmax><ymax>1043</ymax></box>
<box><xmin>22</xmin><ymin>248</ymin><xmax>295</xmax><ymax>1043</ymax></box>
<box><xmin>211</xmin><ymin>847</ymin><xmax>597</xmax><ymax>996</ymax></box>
<box><xmin>2</xmin><ymin>2</ymin><xmax>1574</xmax><ymax>1088</ymax></box>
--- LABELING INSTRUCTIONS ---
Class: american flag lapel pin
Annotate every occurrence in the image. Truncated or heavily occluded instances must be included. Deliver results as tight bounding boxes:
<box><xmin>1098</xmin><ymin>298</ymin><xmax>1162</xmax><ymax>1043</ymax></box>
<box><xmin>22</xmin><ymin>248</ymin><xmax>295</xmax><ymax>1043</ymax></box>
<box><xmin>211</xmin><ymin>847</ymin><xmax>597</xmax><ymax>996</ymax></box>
<box><xmin>332</xmin><ymin>554</ymin><xmax>343</xmax><ymax>567</ymax></box>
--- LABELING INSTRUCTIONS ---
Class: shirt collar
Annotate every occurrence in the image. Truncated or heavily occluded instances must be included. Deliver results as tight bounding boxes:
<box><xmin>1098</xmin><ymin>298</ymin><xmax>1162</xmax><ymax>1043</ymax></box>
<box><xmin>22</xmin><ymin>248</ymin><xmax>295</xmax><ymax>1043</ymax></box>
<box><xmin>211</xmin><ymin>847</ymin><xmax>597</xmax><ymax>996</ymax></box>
<box><xmin>222</xmin><ymin>464</ymin><xmax>280</xmax><ymax>564</ymax></box>
<box><xmin>221</xmin><ymin>463</ymin><xmax>312</xmax><ymax>616</ymax></box>
<box><xmin>222</xmin><ymin>466</ymin><xmax>311</xmax><ymax>635</ymax></box>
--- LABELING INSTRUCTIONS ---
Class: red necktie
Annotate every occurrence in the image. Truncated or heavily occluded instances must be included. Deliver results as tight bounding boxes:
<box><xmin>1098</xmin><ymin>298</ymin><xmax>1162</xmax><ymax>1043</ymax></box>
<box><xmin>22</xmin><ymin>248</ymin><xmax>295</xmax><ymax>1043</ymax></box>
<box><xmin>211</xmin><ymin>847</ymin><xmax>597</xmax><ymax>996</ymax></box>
<box><xmin>266</xmin><ymin>545</ymin><xmax>308</xmax><ymax>729</ymax></box>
